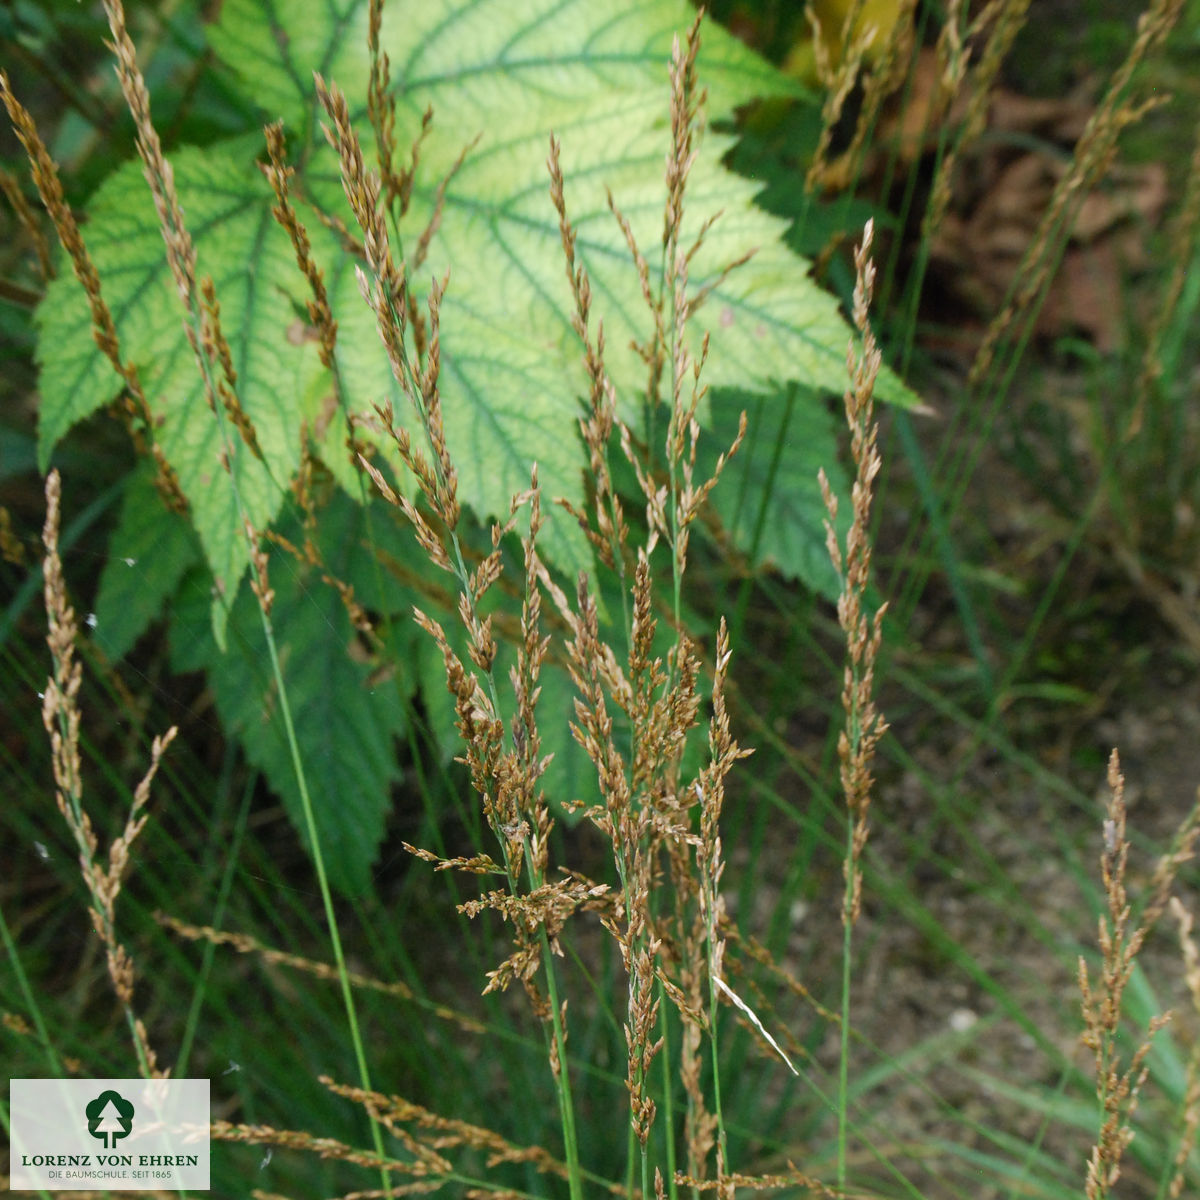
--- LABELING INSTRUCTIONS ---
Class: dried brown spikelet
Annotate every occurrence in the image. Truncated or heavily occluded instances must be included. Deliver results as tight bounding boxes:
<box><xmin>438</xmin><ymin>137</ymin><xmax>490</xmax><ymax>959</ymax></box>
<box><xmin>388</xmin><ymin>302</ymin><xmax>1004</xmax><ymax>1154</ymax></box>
<box><xmin>822</xmin><ymin>0</ymin><xmax>920</xmax><ymax>191</ymax></box>
<box><xmin>547</xmin><ymin>136</ymin><xmax>628</xmax><ymax>569</ymax></box>
<box><xmin>314</xmin><ymin>73</ymin><xmax>405</xmax><ymax>340</ymax></box>
<box><xmin>323</xmin><ymin>1077</ymin><xmax>602</xmax><ymax>1187</ymax></box>
<box><xmin>263</xmin><ymin>122</ymin><xmax>339</xmax><ymax>369</ymax></box>
<box><xmin>101</xmin><ymin>0</ymin><xmax>196</xmax><ymax>306</ymax></box>
<box><xmin>318</xmin><ymin>72</ymin><xmax>462</xmax><ymax>532</ymax></box>
<box><xmin>158</xmin><ymin>912</ymin><xmax>487</xmax><ymax>1034</ymax></box>
<box><xmin>664</xmin><ymin>13</ymin><xmax>706</xmax><ymax>257</ymax></box>
<box><xmin>923</xmin><ymin>0</ymin><xmax>1032</xmax><ymax>242</ymax></box>
<box><xmin>805</xmin><ymin>0</ymin><xmax>876</xmax><ymax>192</ymax></box>
<box><xmin>243</xmin><ymin>519</ymin><xmax>274</xmax><ymax>614</ymax></box>
<box><xmin>366</xmin><ymin>0</ymin><xmax>399</xmax><ymax>203</ymax></box>
<box><xmin>675</xmin><ymin>1166</ymin><xmax>839</xmax><ymax>1195</ymax></box>
<box><xmin>211</xmin><ymin>1121</ymin><xmax>407</xmax><ymax>1172</ymax></box>
<box><xmin>199</xmin><ymin>278</ymin><xmax>263</xmax><ymax>461</ymax></box>
<box><xmin>1</xmin><ymin>71</ymin><xmax>110</xmax><ymax>352</ymax></box>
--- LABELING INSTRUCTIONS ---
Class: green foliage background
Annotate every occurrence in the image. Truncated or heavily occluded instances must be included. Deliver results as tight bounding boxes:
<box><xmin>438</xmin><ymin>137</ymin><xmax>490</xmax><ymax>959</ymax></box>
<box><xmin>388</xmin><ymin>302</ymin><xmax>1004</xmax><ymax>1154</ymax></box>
<box><xmin>6</xmin><ymin>1</ymin><xmax>1200</xmax><ymax>1195</ymax></box>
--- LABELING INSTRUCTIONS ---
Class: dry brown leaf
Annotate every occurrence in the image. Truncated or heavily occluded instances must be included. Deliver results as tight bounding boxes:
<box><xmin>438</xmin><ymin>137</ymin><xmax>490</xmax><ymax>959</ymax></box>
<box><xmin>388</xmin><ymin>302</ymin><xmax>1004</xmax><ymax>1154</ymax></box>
<box><xmin>924</xmin><ymin>83</ymin><xmax>1168</xmax><ymax>351</ymax></box>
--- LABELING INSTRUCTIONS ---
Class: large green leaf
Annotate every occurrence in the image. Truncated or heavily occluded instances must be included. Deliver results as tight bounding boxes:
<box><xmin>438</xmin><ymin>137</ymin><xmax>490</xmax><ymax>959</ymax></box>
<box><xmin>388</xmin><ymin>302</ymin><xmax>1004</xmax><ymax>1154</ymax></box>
<box><xmin>169</xmin><ymin>493</ymin><xmax>410</xmax><ymax>895</ymax></box>
<box><xmin>36</xmin><ymin>0</ymin><xmax>912</xmax><ymax>608</ymax></box>
<box><xmin>231</xmin><ymin>0</ymin><xmax>913</xmax><ymax>423</ymax></box>
<box><xmin>208</xmin><ymin>0</ymin><xmax>801</xmax><ymax>135</ymax></box>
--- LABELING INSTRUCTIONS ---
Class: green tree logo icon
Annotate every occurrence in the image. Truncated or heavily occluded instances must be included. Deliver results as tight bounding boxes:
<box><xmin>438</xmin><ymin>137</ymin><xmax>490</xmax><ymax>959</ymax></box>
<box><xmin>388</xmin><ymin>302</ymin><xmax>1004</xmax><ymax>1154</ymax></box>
<box><xmin>85</xmin><ymin>1090</ymin><xmax>135</xmax><ymax>1150</ymax></box>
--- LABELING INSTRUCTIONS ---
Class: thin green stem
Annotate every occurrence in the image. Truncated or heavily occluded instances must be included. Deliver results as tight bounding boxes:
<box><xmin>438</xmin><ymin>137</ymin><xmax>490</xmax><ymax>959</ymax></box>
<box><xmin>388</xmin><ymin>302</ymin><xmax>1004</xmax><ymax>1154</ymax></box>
<box><xmin>659</xmin><ymin>993</ymin><xmax>678</xmax><ymax>1200</ymax></box>
<box><xmin>626</xmin><ymin>1119</ymin><xmax>638</xmax><ymax>1199</ymax></box>
<box><xmin>538</xmin><ymin>922</ymin><xmax>584</xmax><ymax>1200</ymax></box>
<box><xmin>837</xmin><ymin>813</ymin><xmax>856</xmax><ymax>1195</ymax></box>
<box><xmin>253</xmin><ymin>552</ymin><xmax>391</xmax><ymax>1187</ymax></box>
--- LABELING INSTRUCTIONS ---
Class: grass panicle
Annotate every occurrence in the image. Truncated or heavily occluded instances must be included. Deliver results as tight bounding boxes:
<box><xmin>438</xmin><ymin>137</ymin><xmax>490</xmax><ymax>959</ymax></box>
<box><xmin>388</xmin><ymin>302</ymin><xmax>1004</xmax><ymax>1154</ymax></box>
<box><xmin>41</xmin><ymin>468</ymin><xmax>176</xmax><ymax>1078</ymax></box>
<box><xmin>156</xmin><ymin>912</ymin><xmax>489</xmax><ymax>1036</ymax></box>
<box><xmin>1166</xmin><ymin>896</ymin><xmax>1200</xmax><ymax>1198</ymax></box>
<box><xmin>345</xmin><ymin>11</ymin><xmax>785</xmax><ymax>1195</ymax></box>
<box><xmin>548</xmin><ymin>133</ymin><xmax>629</xmax><ymax>581</ymax></box>
<box><xmin>1079</xmin><ymin>750</ymin><xmax>1200</xmax><ymax>1200</ymax></box>
<box><xmin>263</xmin><ymin>121</ymin><xmax>340</xmax><ymax>374</ymax></box>
<box><xmin>823</xmin><ymin>0</ymin><xmax>920</xmax><ymax>193</ymax></box>
<box><xmin>322</xmin><ymin>44</ymin><xmax>591</xmax><ymax>1188</ymax></box>
<box><xmin>820</xmin><ymin>218</ymin><xmax>888</xmax><ymax>1194</ymax></box>
<box><xmin>323</xmin><ymin>1077</ymin><xmax>614</xmax><ymax>1192</ymax></box>
<box><xmin>210</xmin><ymin>1121</ymin><xmax>409</xmax><ymax>1175</ymax></box>
<box><xmin>822</xmin><ymin>220</ymin><xmax>888</xmax><ymax>930</ymax></box>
